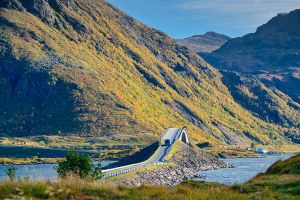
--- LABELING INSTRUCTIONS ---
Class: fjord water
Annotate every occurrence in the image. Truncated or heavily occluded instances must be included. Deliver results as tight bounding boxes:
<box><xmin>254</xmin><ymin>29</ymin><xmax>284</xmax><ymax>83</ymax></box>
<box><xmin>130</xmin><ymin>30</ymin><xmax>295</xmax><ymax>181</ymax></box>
<box><xmin>0</xmin><ymin>160</ymin><xmax>114</xmax><ymax>181</ymax></box>
<box><xmin>196</xmin><ymin>154</ymin><xmax>293</xmax><ymax>185</ymax></box>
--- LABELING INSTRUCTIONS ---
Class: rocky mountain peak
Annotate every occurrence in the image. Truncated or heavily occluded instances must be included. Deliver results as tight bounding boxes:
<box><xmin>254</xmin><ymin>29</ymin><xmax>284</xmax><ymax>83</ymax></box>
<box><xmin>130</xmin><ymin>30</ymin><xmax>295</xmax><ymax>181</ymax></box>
<box><xmin>178</xmin><ymin>32</ymin><xmax>230</xmax><ymax>53</ymax></box>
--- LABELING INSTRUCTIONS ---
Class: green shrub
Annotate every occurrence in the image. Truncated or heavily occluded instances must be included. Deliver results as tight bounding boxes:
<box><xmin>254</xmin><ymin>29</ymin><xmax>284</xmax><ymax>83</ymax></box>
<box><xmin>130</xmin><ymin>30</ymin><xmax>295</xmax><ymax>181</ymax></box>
<box><xmin>6</xmin><ymin>166</ymin><xmax>16</xmax><ymax>181</ymax></box>
<box><xmin>56</xmin><ymin>151</ymin><xmax>102</xmax><ymax>179</ymax></box>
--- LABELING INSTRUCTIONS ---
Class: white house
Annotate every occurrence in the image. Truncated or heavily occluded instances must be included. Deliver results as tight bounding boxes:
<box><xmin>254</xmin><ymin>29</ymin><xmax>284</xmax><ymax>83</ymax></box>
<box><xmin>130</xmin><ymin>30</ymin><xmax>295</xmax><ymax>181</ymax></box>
<box><xmin>256</xmin><ymin>147</ymin><xmax>268</xmax><ymax>154</ymax></box>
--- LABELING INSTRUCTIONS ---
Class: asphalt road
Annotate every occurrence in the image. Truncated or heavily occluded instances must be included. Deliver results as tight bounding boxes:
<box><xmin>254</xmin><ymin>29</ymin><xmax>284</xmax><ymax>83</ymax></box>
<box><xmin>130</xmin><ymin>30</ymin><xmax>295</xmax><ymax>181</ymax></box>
<box><xmin>102</xmin><ymin>128</ymin><xmax>182</xmax><ymax>178</ymax></box>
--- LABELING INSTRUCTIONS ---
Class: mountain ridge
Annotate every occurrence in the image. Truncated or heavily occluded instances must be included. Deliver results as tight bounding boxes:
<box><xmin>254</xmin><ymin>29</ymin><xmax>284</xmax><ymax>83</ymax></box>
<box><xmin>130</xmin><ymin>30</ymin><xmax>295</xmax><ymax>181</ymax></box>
<box><xmin>177</xmin><ymin>32</ymin><xmax>230</xmax><ymax>53</ymax></box>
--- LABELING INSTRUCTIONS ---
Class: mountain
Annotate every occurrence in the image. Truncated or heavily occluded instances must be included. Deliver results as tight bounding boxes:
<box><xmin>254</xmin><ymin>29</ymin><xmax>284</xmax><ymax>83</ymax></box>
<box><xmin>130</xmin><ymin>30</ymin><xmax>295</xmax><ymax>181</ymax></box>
<box><xmin>203</xmin><ymin>9</ymin><xmax>300</xmax><ymax>104</ymax></box>
<box><xmin>221</xmin><ymin>71</ymin><xmax>300</xmax><ymax>128</ymax></box>
<box><xmin>177</xmin><ymin>32</ymin><xmax>230</xmax><ymax>53</ymax></box>
<box><xmin>0</xmin><ymin>0</ymin><xmax>297</xmax><ymax>145</ymax></box>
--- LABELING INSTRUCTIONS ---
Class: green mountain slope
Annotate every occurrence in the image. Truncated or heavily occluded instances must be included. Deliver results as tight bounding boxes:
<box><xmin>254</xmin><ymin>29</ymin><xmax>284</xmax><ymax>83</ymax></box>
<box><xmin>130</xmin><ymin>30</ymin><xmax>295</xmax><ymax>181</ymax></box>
<box><xmin>0</xmin><ymin>0</ymin><xmax>296</xmax><ymax>145</ymax></box>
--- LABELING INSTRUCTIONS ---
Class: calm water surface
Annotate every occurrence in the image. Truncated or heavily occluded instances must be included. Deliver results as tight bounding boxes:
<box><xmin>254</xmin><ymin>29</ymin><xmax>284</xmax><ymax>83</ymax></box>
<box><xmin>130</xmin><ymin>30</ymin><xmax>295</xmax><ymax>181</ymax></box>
<box><xmin>196</xmin><ymin>154</ymin><xmax>293</xmax><ymax>185</ymax></box>
<box><xmin>0</xmin><ymin>160</ymin><xmax>115</xmax><ymax>181</ymax></box>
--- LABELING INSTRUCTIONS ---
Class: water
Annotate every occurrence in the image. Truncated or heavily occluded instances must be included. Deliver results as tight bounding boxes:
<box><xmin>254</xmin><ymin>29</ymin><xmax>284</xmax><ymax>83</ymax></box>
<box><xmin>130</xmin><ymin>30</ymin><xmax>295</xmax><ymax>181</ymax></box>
<box><xmin>0</xmin><ymin>160</ymin><xmax>115</xmax><ymax>181</ymax></box>
<box><xmin>196</xmin><ymin>154</ymin><xmax>293</xmax><ymax>185</ymax></box>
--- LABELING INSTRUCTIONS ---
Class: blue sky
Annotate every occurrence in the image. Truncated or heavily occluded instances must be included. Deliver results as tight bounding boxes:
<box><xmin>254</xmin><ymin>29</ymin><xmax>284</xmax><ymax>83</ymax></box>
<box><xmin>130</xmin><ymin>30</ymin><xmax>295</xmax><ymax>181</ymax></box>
<box><xmin>108</xmin><ymin>0</ymin><xmax>300</xmax><ymax>38</ymax></box>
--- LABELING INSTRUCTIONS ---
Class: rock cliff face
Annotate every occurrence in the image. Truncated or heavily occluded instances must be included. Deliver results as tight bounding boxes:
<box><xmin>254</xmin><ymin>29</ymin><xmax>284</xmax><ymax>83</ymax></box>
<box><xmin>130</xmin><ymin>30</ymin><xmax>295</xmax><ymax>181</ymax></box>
<box><xmin>0</xmin><ymin>0</ymin><xmax>296</xmax><ymax>145</ymax></box>
<box><xmin>116</xmin><ymin>142</ymin><xmax>230</xmax><ymax>186</ymax></box>
<box><xmin>178</xmin><ymin>32</ymin><xmax>230</xmax><ymax>53</ymax></box>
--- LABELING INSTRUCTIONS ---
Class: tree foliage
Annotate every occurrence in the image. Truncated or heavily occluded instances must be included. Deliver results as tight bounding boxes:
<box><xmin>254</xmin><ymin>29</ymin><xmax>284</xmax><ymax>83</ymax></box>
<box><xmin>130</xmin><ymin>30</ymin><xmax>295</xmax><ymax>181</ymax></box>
<box><xmin>56</xmin><ymin>151</ymin><xmax>102</xmax><ymax>179</ymax></box>
<box><xmin>6</xmin><ymin>166</ymin><xmax>16</xmax><ymax>181</ymax></box>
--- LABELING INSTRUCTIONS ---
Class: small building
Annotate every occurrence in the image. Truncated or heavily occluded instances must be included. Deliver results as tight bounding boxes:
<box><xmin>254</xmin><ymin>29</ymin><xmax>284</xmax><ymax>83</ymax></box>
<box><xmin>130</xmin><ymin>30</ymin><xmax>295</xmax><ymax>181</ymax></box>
<box><xmin>256</xmin><ymin>147</ymin><xmax>268</xmax><ymax>154</ymax></box>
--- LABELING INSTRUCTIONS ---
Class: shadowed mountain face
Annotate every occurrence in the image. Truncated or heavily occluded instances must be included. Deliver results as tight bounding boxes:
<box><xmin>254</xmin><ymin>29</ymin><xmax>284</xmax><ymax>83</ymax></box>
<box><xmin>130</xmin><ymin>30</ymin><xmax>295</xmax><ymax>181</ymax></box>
<box><xmin>203</xmin><ymin>9</ymin><xmax>300</xmax><ymax>104</ymax></box>
<box><xmin>221</xmin><ymin>71</ymin><xmax>300</xmax><ymax>128</ymax></box>
<box><xmin>0</xmin><ymin>0</ymin><xmax>297</xmax><ymax>145</ymax></box>
<box><xmin>177</xmin><ymin>32</ymin><xmax>230</xmax><ymax>53</ymax></box>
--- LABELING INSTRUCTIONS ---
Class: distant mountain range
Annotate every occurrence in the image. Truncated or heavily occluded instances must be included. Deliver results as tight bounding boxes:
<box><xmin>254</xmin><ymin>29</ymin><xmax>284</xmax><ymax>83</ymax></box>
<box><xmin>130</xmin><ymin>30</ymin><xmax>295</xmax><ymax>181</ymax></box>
<box><xmin>177</xmin><ymin>32</ymin><xmax>230</xmax><ymax>53</ymax></box>
<box><xmin>0</xmin><ymin>0</ymin><xmax>298</xmax><ymax>145</ymax></box>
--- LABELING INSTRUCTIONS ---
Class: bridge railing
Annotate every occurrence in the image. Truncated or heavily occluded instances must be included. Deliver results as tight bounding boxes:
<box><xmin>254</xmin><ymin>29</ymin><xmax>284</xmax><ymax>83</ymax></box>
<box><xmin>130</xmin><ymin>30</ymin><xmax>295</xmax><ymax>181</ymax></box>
<box><xmin>101</xmin><ymin>162</ymin><xmax>165</xmax><ymax>179</ymax></box>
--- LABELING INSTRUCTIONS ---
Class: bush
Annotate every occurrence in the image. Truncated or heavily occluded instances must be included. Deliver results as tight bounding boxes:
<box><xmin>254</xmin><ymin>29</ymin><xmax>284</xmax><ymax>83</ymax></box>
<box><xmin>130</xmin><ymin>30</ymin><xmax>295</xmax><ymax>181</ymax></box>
<box><xmin>6</xmin><ymin>166</ymin><xmax>16</xmax><ymax>181</ymax></box>
<box><xmin>56</xmin><ymin>151</ymin><xmax>102</xmax><ymax>179</ymax></box>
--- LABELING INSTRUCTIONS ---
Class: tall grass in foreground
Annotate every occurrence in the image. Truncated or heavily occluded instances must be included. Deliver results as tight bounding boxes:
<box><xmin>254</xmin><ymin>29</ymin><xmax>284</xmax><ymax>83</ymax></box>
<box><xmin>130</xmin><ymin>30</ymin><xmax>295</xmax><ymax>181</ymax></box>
<box><xmin>0</xmin><ymin>176</ymin><xmax>245</xmax><ymax>200</ymax></box>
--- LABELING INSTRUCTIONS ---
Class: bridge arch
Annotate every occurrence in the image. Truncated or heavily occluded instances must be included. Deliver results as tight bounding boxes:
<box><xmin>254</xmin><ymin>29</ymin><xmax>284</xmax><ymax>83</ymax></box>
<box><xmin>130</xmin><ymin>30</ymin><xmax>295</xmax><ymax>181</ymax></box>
<box><xmin>178</xmin><ymin>127</ymin><xmax>190</xmax><ymax>144</ymax></box>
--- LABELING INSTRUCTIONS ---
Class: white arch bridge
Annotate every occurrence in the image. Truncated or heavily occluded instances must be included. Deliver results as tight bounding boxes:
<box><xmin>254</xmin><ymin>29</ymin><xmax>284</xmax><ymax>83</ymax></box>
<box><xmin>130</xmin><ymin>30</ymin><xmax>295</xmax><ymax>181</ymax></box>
<box><xmin>161</xmin><ymin>126</ymin><xmax>190</xmax><ymax>146</ymax></box>
<box><xmin>102</xmin><ymin>127</ymin><xmax>190</xmax><ymax>179</ymax></box>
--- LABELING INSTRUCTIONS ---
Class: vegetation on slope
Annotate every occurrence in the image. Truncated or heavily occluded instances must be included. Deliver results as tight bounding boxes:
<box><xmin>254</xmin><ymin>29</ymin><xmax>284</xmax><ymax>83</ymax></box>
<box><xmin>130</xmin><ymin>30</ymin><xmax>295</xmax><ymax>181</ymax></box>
<box><xmin>221</xmin><ymin>71</ymin><xmax>300</xmax><ymax>131</ymax></box>
<box><xmin>266</xmin><ymin>154</ymin><xmax>300</xmax><ymax>174</ymax></box>
<box><xmin>0</xmin><ymin>0</ymin><xmax>296</xmax><ymax>146</ymax></box>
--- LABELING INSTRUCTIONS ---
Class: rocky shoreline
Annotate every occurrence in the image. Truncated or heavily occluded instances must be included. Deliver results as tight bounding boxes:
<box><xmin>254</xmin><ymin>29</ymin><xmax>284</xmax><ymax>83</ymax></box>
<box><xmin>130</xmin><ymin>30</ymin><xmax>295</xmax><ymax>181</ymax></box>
<box><xmin>116</xmin><ymin>142</ymin><xmax>232</xmax><ymax>186</ymax></box>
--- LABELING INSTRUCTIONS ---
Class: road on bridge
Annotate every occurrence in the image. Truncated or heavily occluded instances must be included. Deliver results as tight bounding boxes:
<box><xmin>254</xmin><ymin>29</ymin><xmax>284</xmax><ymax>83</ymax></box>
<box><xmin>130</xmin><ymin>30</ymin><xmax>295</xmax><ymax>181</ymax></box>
<box><xmin>102</xmin><ymin>128</ymin><xmax>182</xmax><ymax>178</ymax></box>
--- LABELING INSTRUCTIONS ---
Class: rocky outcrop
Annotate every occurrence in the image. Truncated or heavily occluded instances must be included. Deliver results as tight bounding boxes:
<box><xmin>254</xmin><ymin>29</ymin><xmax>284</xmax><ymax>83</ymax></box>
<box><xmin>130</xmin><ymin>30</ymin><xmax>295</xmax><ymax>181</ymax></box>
<box><xmin>116</xmin><ymin>142</ymin><xmax>231</xmax><ymax>186</ymax></box>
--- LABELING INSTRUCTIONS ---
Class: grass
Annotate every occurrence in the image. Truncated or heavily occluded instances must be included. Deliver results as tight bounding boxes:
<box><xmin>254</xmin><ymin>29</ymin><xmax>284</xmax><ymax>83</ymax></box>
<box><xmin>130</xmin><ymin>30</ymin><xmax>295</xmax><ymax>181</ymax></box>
<box><xmin>233</xmin><ymin>174</ymin><xmax>300</xmax><ymax>200</ymax></box>
<box><xmin>0</xmin><ymin>135</ymin><xmax>152</xmax><ymax>160</ymax></box>
<box><xmin>164</xmin><ymin>140</ymin><xmax>181</xmax><ymax>161</ymax></box>
<box><xmin>0</xmin><ymin>157</ymin><xmax>63</xmax><ymax>165</ymax></box>
<box><xmin>266</xmin><ymin>154</ymin><xmax>300</xmax><ymax>174</ymax></box>
<box><xmin>0</xmin><ymin>178</ymin><xmax>246</xmax><ymax>200</ymax></box>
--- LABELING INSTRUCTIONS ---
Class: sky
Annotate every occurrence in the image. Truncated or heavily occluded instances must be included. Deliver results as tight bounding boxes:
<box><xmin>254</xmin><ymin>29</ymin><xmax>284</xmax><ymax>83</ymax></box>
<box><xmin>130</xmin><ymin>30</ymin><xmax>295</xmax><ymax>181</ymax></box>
<box><xmin>108</xmin><ymin>0</ymin><xmax>300</xmax><ymax>39</ymax></box>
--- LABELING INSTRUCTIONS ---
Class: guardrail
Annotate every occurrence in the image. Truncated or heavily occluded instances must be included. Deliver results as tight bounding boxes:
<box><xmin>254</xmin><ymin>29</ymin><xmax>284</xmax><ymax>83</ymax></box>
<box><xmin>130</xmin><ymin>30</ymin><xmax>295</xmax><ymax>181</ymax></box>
<box><xmin>102</xmin><ymin>162</ymin><xmax>165</xmax><ymax>179</ymax></box>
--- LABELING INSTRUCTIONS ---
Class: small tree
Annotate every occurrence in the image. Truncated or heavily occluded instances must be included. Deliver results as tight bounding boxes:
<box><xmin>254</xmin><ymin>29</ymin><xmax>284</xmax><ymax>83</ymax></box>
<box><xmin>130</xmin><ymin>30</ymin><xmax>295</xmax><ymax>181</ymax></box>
<box><xmin>6</xmin><ymin>166</ymin><xmax>16</xmax><ymax>181</ymax></box>
<box><xmin>251</xmin><ymin>143</ymin><xmax>256</xmax><ymax>151</ymax></box>
<box><xmin>56</xmin><ymin>151</ymin><xmax>102</xmax><ymax>179</ymax></box>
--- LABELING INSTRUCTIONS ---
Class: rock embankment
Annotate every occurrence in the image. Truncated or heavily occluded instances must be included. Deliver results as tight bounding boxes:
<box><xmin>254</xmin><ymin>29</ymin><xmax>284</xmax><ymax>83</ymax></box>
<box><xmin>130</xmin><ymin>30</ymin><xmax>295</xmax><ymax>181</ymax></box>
<box><xmin>116</xmin><ymin>142</ymin><xmax>231</xmax><ymax>186</ymax></box>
